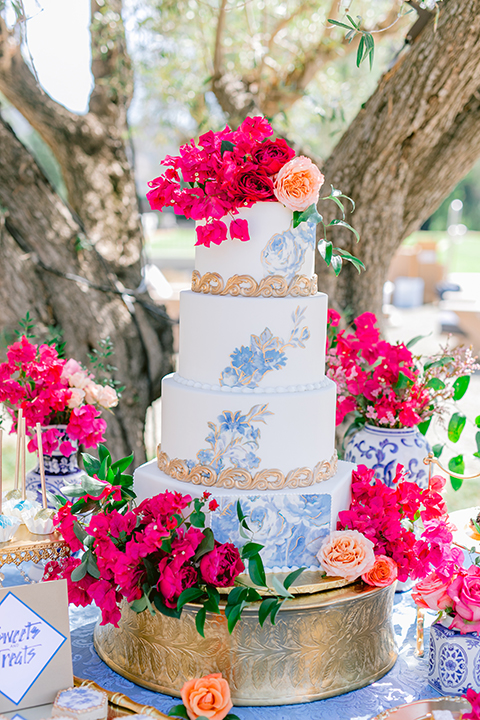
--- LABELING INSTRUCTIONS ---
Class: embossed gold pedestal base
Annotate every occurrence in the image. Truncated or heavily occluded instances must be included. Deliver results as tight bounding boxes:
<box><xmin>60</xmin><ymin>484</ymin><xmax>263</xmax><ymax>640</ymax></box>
<box><xmin>93</xmin><ymin>581</ymin><xmax>397</xmax><ymax>706</ymax></box>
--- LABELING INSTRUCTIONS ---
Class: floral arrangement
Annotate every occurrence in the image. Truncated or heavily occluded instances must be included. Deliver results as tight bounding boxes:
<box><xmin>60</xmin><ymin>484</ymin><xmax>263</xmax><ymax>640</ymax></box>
<box><xmin>413</xmin><ymin>564</ymin><xmax>480</xmax><ymax>635</ymax></box>
<box><xmin>44</xmin><ymin>445</ymin><xmax>305</xmax><ymax>635</ymax></box>
<box><xmin>326</xmin><ymin>310</ymin><xmax>479</xmax><ymax>485</ymax></box>
<box><xmin>336</xmin><ymin>464</ymin><xmax>462</xmax><ymax>583</ymax></box>
<box><xmin>169</xmin><ymin>673</ymin><xmax>239</xmax><ymax>720</ymax></box>
<box><xmin>147</xmin><ymin>116</ymin><xmax>362</xmax><ymax>274</ymax></box>
<box><xmin>0</xmin><ymin>335</ymin><xmax>118</xmax><ymax>455</ymax></box>
<box><xmin>316</xmin><ymin>529</ymin><xmax>398</xmax><ymax>587</ymax></box>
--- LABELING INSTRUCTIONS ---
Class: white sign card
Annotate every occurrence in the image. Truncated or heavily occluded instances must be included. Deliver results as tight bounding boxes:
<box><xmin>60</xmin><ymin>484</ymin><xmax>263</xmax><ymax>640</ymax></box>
<box><xmin>0</xmin><ymin>580</ymin><xmax>73</xmax><ymax>713</ymax></box>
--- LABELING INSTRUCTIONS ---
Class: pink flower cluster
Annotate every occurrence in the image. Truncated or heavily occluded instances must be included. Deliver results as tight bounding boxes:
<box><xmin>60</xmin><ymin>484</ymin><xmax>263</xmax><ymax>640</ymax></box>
<box><xmin>0</xmin><ymin>335</ymin><xmax>114</xmax><ymax>453</ymax></box>
<box><xmin>338</xmin><ymin>465</ymin><xmax>461</xmax><ymax>582</ymax></box>
<box><xmin>463</xmin><ymin>689</ymin><xmax>480</xmax><ymax>719</ymax></box>
<box><xmin>45</xmin><ymin>489</ymin><xmax>244</xmax><ymax>626</ymax></box>
<box><xmin>147</xmin><ymin>116</ymin><xmax>323</xmax><ymax>248</ymax></box>
<box><xmin>327</xmin><ymin>311</ymin><xmax>431</xmax><ymax>427</ymax></box>
<box><xmin>413</xmin><ymin>565</ymin><xmax>480</xmax><ymax>635</ymax></box>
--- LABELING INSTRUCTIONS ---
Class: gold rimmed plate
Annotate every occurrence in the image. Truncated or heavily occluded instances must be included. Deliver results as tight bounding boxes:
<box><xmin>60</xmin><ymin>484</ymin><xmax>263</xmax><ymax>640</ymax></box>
<box><xmin>450</xmin><ymin>506</ymin><xmax>480</xmax><ymax>552</ymax></box>
<box><xmin>371</xmin><ymin>695</ymin><xmax>469</xmax><ymax>719</ymax></box>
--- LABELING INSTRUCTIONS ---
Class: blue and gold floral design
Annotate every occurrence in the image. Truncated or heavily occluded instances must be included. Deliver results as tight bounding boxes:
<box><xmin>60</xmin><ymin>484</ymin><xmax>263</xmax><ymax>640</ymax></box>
<box><xmin>219</xmin><ymin>306</ymin><xmax>310</xmax><ymax>388</ymax></box>
<box><xmin>185</xmin><ymin>404</ymin><xmax>272</xmax><ymax>474</ymax></box>
<box><xmin>211</xmin><ymin>494</ymin><xmax>331</xmax><ymax>569</ymax></box>
<box><xmin>261</xmin><ymin>218</ymin><xmax>316</xmax><ymax>282</ymax></box>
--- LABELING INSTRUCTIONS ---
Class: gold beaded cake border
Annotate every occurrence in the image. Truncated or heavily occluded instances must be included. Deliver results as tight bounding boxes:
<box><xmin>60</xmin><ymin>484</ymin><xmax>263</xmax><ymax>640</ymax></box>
<box><xmin>191</xmin><ymin>270</ymin><xmax>318</xmax><ymax>297</ymax></box>
<box><xmin>157</xmin><ymin>445</ymin><xmax>338</xmax><ymax>490</ymax></box>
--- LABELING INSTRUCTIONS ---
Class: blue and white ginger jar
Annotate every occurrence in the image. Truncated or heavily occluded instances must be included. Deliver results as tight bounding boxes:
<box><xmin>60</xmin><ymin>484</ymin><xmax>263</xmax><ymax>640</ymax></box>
<box><xmin>26</xmin><ymin>425</ymin><xmax>84</xmax><ymax>506</ymax></box>
<box><xmin>429</xmin><ymin>620</ymin><xmax>480</xmax><ymax>696</ymax></box>
<box><xmin>344</xmin><ymin>424</ymin><xmax>430</xmax><ymax>488</ymax></box>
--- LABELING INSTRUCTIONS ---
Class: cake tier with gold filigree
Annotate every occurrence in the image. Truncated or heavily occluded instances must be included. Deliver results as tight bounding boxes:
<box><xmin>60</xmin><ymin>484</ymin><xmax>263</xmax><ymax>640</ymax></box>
<box><xmin>134</xmin><ymin>200</ymin><xmax>354</xmax><ymax>572</ymax></box>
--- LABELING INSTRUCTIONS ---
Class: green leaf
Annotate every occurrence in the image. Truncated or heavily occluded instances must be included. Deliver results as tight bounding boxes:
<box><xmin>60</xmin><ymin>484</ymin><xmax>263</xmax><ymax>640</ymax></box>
<box><xmin>283</xmin><ymin>567</ymin><xmax>306</xmax><ymax>590</ymax></box>
<box><xmin>432</xmin><ymin>443</ymin><xmax>444</xmax><ymax>458</ymax></box>
<box><xmin>193</xmin><ymin>527</ymin><xmax>215</xmax><ymax>561</ymax></box>
<box><xmin>425</xmin><ymin>377</ymin><xmax>446</xmax><ymax>391</ymax></box>
<box><xmin>86</xmin><ymin>552</ymin><xmax>100</xmax><ymax>579</ymax></box>
<box><xmin>318</xmin><ymin>239</ymin><xmax>333</xmax><ymax>266</ymax></box>
<box><xmin>195</xmin><ymin>606</ymin><xmax>207</xmax><ymax>637</ymax></box>
<box><xmin>327</xmin><ymin>18</ymin><xmax>353</xmax><ymax>30</ymax></box>
<box><xmin>220</xmin><ymin>140</ymin><xmax>235</xmax><ymax>156</ymax></box>
<box><xmin>130</xmin><ymin>595</ymin><xmax>148</xmax><ymax>613</ymax></box>
<box><xmin>226</xmin><ymin>601</ymin><xmax>244</xmax><ymax>634</ymax></box>
<box><xmin>475</xmin><ymin>431</ymin><xmax>480</xmax><ymax>458</ymax></box>
<box><xmin>97</xmin><ymin>444</ymin><xmax>111</xmax><ymax>466</ymax></box>
<box><xmin>248</xmin><ymin>554</ymin><xmax>267</xmax><ymax>588</ymax></box>
<box><xmin>327</xmin><ymin>218</ymin><xmax>360</xmax><ymax>242</ymax></box>
<box><xmin>270</xmin><ymin>575</ymin><xmax>294</xmax><ymax>599</ymax></box>
<box><xmin>225</xmin><ymin>714</ymin><xmax>242</xmax><ymax>720</ymax></box>
<box><xmin>161</xmin><ymin>537</ymin><xmax>172</xmax><ymax>553</ymax></box>
<box><xmin>82</xmin><ymin>453</ymin><xmax>101</xmax><ymax>476</ymax></box>
<box><xmin>270</xmin><ymin>599</ymin><xmax>283</xmax><ymax>624</ymax></box>
<box><xmin>346</xmin><ymin>14</ymin><xmax>359</xmax><ymax>28</ymax></box>
<box><xmin>258</xmin><ymin>598</ymin><xmax>278</xmax><ymax>627</ymax></box>
<box><xmin>394</xmin><ymin>371</ymin><xmax>412</xmax><ymax>391</ymax></box>
<box><xmin>226</xmin><ymin>587</ymin><xmax>248</xmax><ymax>606</ymax></box>
<box><xmin>356</xmin><ymin>34</ymin><xmax>365</xmax><ymax>67</ymax></box>
<box><xmin>111</xmin><ymin>453</ymin><xmax>134</xmax><ymax>474</ymax></box>
<box><xmin>406</xmin><ymin>333</ymin><xmax>429</xmax><ymax>349</ymax></box>
<box><xmin>204</xmin><ymin>586</ymin><xmax>220</xmax><ymax>614</ymax></box>
<box><xmin>189</xmin><ymin>511</ymin><xmax>206</xmax><ymax>528</ymax></box>
<box><xmin>168</xmin><ymin>705</ymin><xmax>189</xmax><ymax>719</ymax></box>
<box><xmin>417</xmin><ymin>417</ymin><xmax>432</xmax><ymax>436</ymax></box>
<box><xmin>177</xmin><ymin>587</ymin><xmax>204</xmax><ymax>612</ymax></box>
<box><xmin>245</xmin><ymin>587</ymin><xmax>262</xmax><ymax>602</ymax></box>
<box><xmin>364</xmin><ymin>32</ymin><xmax>374</xmax><ymax>70</ymax></box>
<box><xmin>73</xmin><ymin>521</ymin><xmax>88</xmax><ymax>544</ymax></box>
<box><xmin>475</xmin><ymin>415</ymin><xmax>480</xmax><ymax>428</ymax></box>
<box><xmin>448</xmin><ymin>454</ymin><xmax>465</xmax><ymax>490</ymax></box>
<box><xmin>70</xmin><ymin>559</ymin><xmax>88</xmax><ymax>582</ymax></box>
<box><xmin>333</xmin><ymin>248</ymin><xmax>365</xmax><ymax>272</ymax></box>
<box><xmin>236</xmin><ymin>500</ymin><xmax>251</xmax><ymax>532</ymax></box>
<box><xmin>423</xmin><ymin>356</ymin><xmax>454</xmax><ymax>371</ymax></box>
<box><xmin>241</xmin><ymin>542</ymin><xmax>265</xmax><ymax>559</ymax></box>
<box><xmin>330</xmin><ymin>254</ymin><xmax>343</xmax><ymax>276</ymax></box>
<box><xmin>153</xmin><ymin>594</ymin><xmax>182</xmax><ymax>619</ymax></box>
<box><xmin>292</xmin><ymin>203</ymin><xmax>322</xmax><ymax>229</ymax></box>
<box><xmin>448</xmin><ymin>412</ymin><xmax>467</xmax><ymax>443</ymax></box>
<box><xmin>453</xmin><ymin>375</ymin><xmax>470</xmax><ymax>401</ymax></box>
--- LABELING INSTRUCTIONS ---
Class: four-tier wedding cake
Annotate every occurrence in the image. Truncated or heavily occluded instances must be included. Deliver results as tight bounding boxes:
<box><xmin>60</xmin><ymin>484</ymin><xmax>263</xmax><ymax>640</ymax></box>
<box><xmin>134</xmin><ymin>201</ymin><xmax>354</xmax><ymax>572</ymax></box>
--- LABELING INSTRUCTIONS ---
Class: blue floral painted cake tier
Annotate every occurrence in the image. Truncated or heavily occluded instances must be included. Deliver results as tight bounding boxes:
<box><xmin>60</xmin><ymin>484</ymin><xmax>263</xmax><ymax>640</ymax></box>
<box><xmin>210</xmin><ymin>493</ymin><xmax>332</xmax><ymax>571</ymax></box>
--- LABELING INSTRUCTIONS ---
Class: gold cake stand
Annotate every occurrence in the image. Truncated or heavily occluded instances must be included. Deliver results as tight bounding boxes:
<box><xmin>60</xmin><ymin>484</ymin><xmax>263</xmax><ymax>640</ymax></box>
<box><xmin>94</xmin><ymin>579</ymin><xmax>397</xmax><ymax>706</ymax></box>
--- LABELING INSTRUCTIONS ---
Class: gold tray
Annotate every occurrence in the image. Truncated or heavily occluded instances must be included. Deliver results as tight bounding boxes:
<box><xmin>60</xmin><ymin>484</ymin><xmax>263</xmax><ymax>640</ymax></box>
<box><xmin>0</xmin><ymin>524</ymin><xmax>69</xmax><ymax>567</ymax></box>
<box><xmin>372</xmin><ymin>695</ymin><xmax>470</xmax><ymax>719</ymax></box>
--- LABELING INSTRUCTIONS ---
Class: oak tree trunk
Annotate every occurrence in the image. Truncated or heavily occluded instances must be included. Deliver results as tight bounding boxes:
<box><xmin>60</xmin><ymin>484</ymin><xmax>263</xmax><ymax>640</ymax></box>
<box><xmin>316</xmin><ymin>0</ymin><xmax>480</xmax><ymax>317</ymax></box>
<box><xmin>0</xmin><ymin>1</ymin><xmax>174</xmax><ymax>463</ymax></box>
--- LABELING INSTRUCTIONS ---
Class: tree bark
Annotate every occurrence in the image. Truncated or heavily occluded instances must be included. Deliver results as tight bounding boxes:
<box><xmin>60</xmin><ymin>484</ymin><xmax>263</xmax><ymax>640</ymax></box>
<box><xmin>0</xmin><ymin>1</ymin><xmax>174</xmax><ymax>462</ymax></box>
<box><xmin>316</xmin><ymin>0</ymin><xmax>480</xmax><ymax>317</ymax></box>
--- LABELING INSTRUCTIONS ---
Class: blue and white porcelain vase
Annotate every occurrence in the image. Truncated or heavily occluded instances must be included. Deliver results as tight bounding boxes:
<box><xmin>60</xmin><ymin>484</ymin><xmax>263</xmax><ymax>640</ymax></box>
<box><xmin>26</xmin><ymin>425</ymin><xmax>84</xmax><ymax>506</ymax></box>
<box><xmin>429</xmin><ymin>620</ymin><xmax>480</xmax><ymax>696</ymax></box>
<box><xmin>344</xmin><ymin>424</ymin><xmax>431</xmax><ymax>488</ymax></box>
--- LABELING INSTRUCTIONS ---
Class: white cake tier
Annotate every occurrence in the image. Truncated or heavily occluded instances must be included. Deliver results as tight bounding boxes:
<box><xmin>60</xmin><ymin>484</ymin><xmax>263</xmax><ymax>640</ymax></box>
<box><xmin>134</xmin><ymin>459</ymin><xmax>353</xmax><ymax>572</ymax></box>
<box><xmin>161</xmin><ymin>373</ymin><xmax>336</xmax><ymax>475</ymax></box>
<box><xmin>194</xmin><ymin>202</ymin><xmax>316</xmax><ymax>288</ymax></box>
<box><xmin>178</xmin><ymin>290</ymin><xmax>327</xmax><ymax>388</ymax></box>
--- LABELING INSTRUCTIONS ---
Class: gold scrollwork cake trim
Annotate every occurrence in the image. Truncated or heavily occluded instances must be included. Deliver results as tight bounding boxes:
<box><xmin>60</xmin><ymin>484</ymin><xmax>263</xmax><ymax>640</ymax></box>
<box><xmin>191</xmin><ymin>270</ymin><xmax>318</xmax><ymax>297</ymax></box>
<box><xmin>157</xmin><ymin>445</ymin><xmax>338</xmax><ymax>490</ymax></box>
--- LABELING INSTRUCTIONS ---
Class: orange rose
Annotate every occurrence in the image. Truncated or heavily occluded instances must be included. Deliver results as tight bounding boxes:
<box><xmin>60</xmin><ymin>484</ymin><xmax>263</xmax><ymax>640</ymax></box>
<box><xmin>181</xmin><ymin>673</ymin><xmax>233</xmax><ymax>720</ymax></box>
<box><xmin>273</xmin><ymin>156</ymin><xmax>324</xmax><ymax>212</ymax></box>
<box><xmin>317</xmin><ymin>530</ymin><xmax>375</xmax><ymax>582</ymax></box>
<box><xmin>362</xmin><ymin>555</ymin><xmax>398</xmax><ymax>587</ymax></box>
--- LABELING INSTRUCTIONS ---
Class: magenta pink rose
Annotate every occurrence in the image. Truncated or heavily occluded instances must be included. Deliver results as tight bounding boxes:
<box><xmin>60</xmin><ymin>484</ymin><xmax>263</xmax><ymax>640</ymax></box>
<box><xmin>273</xmin><ymin>155</ymin><xmax>324</xmax><ymax>212</ymax></box>
<box><xmin>447</xmin><ymin>566</ymin><xmax>480</xmax><ymax>632</ymax></box>
<box><xmin>229</xmin><ymin>218</ymin><xmax>250</xmax><ymax>242</ymax></box>
<box><xmin>199</xmin><ymin>542</ymin><xmax>245</xmax><ymax>587</ymax></box>
<box><xmin>412</xmin><ymin>572</ymin><xmax>452</xmax><ymax>612</ymax></box>
<box><xmin>229</xmin><ymin>168</ymin><xmax>275</xmax><ymax>203</ymax></box>
<box><xmin>317</xmin><ymin>530</ymin><xmax>375</xmax><ymax>583</ymax></box>
<box><xmin>252</xmin><ymin>138</ymin><xmax>295</xmax><ymax>175</ymax></box>
<box><xmin>157</xmin><ymin>557</ymin><xmax>198</xmax><ymax>608</ymax></box>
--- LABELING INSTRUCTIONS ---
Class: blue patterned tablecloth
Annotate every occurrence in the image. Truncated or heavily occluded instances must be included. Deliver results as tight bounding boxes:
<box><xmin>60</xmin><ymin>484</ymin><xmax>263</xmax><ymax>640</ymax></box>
<box><xmin>68</xmin><ymin>594</ymin><xmax>442</xmax><ymax>720</ymax></box>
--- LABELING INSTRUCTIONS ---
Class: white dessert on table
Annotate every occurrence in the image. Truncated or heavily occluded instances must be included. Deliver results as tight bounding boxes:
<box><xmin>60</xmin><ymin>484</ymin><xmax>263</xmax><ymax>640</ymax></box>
<box><xmin>134</xmin><ymin>202</ymin><xmax>354</xmax><ymax>573</ymax></box>
<box><xmin>24</xmin><ymin>507</ymin><xmax>56</xmax><ymax>535</ymax></box>
<box><xmin>0</xmin><ymin>513</ymin><xmax>20</xmax><ymax>542</ymax></box>
<box><xmin>52</xmin><ymin>687</ymin><xmax>108</xmax><ymax>720</ymax></box>
<box><xmin>4</xmin><ymin>497</ymin><xmax>41</xmax><ymax>523</ymax></box>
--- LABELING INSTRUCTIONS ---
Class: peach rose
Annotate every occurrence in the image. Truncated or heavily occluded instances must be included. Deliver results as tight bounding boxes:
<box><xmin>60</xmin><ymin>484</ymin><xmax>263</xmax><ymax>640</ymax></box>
<box><xmin>83</xmin><ymin>381</ymin><xmax>99</xmax><ymax>405</ymax></box>
<box><xmin>67</xmin><ymin>387</ymin><xmax>85</xmax><ymax>409</ymax></box>
<box><xmin>181</xmin><ymin>673</ymin><xmax>233</xmax><ymax>720</ymax></box>
<box><xmin>317</xmin><ymin>530</ymin><xmax>375</xmax><ymax>583</ymax></box>
<box><xmin>95</xmin><ymin>384</ymin><xmax>118</xmax><ymax>409</ymax></box>
<box><xmin>273</xmin><ymin>155</ymin><xmax>324</xmax><ymax>212</ymax></box>
<box><xmin>362</xmin><ymin>555</ymin><xmax>398</xmax><ymax>587</ymax></box>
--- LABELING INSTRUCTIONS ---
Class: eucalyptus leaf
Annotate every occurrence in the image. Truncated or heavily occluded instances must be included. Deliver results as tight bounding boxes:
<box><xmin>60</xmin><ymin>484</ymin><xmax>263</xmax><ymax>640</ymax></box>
<box><xmin>70</xmin><ymin>560</ymin><xmax>88</xmax><ymax>582</ymax></box>
<box><xmin>130</xmin><ymin>596</ymin><xmax>148</xmax><ymax>613</ymax></box>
